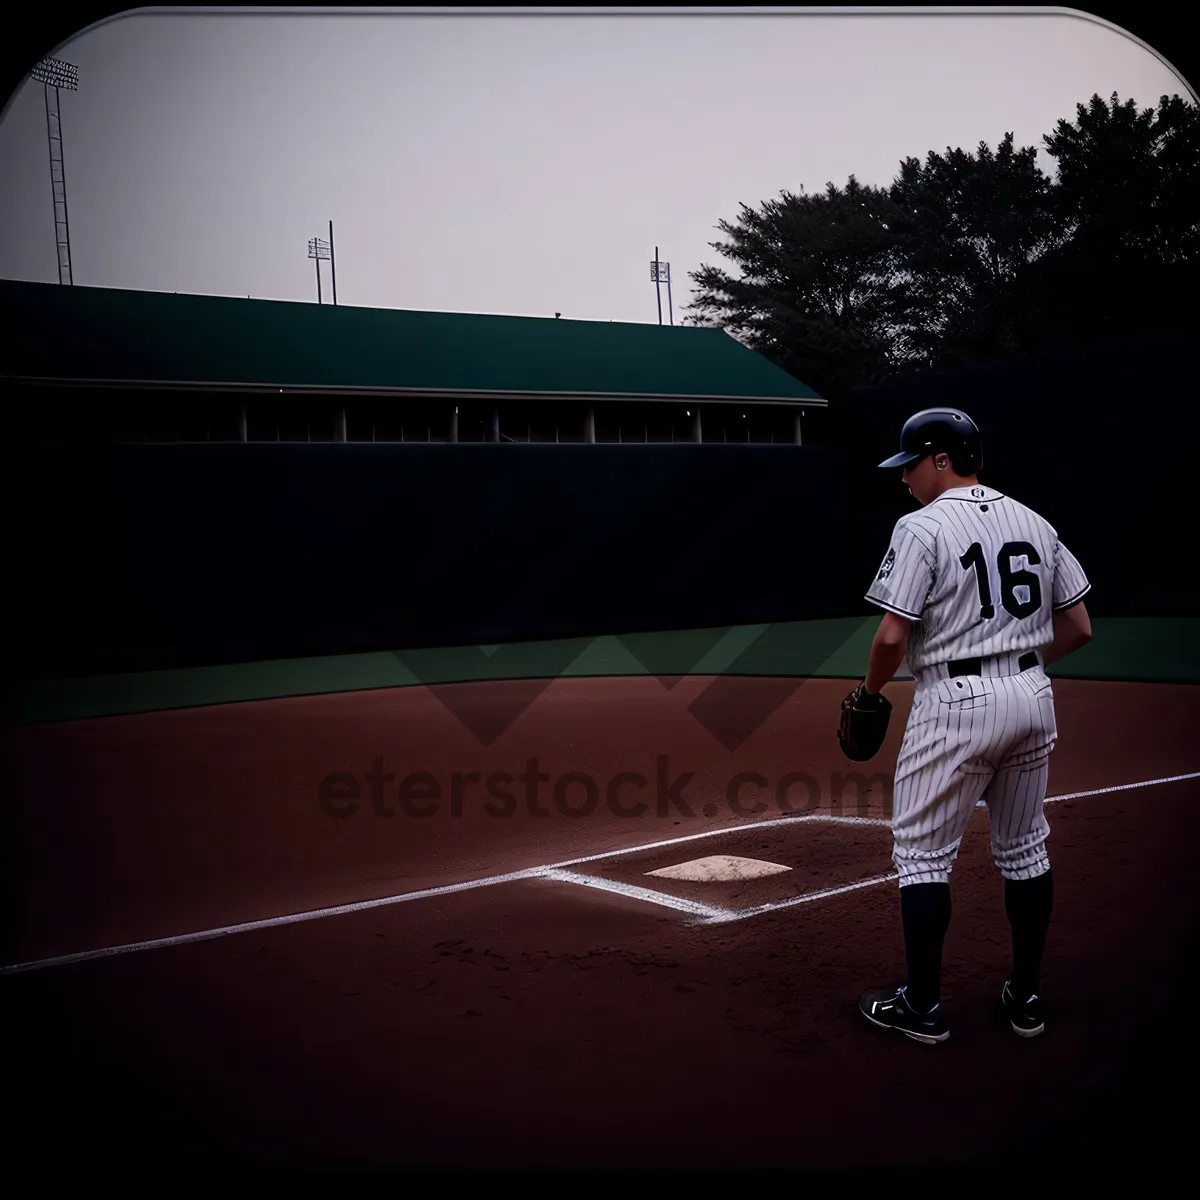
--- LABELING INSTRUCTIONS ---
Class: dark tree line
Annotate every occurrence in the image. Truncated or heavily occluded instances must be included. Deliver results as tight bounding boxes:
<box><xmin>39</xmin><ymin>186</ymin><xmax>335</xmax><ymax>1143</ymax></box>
<box><xmin>686</xmin><ymin>92</ymin><xmax>1200</xmax><ymax>398</ymax></box>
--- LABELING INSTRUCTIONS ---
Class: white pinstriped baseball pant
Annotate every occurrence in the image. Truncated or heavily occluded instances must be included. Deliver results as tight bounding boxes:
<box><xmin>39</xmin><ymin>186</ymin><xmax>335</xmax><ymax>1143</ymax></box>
<box><xmin>890</xmin><ymin>653</ymin><xmax>1057</xmax><ymax>887</ymax></box>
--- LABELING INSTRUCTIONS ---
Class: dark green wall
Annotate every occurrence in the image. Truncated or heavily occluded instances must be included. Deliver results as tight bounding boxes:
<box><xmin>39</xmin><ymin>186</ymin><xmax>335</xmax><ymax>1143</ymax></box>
<box><xmin>8</xmin><ymin>326</ymin><xmax>1196</xmax><ymax>682</ymax></box>
<box><xmin>7</xmin><ymin>442</ymin><xmax>860</xmax><ymax>679</ymax></box>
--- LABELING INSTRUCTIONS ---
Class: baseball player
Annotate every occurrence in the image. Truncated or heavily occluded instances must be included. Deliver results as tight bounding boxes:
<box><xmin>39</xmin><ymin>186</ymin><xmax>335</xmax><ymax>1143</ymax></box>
<box><xmin>853</xmin><ymin>408</ymin><xmax>1093</xmax><ymax>1044</ymax></box>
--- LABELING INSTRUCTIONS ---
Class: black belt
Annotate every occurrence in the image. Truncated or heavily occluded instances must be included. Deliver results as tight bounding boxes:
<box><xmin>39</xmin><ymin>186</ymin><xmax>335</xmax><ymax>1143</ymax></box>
<box><xmin>947</xmin><ymin>652</ymin><xmax>1040</xmax><ymax>678</ymax></box>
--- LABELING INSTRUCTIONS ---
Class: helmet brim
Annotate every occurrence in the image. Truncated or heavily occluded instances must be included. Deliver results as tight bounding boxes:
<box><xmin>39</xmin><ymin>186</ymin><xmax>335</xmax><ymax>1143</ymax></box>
<box><xmin>878</xmin><ymin>450</ymin><xmax>926</xmax><ymax>469</ymax></box>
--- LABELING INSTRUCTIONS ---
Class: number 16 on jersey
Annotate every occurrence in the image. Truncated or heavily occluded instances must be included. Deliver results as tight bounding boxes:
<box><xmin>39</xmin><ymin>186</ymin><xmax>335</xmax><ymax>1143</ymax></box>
<box><xmin>960</xmin><ymin>541</ymin><xmax>1042</xmax><ymax>622</ymax></box>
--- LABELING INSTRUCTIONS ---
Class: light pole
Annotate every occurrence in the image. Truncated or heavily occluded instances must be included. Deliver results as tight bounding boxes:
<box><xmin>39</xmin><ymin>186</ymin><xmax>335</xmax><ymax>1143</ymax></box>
<box><xmin>650</xmin><ymin>252</ymin><xmax>673</xmax><ymax>325</ymax></box>
<box><xmin>30</xmin><ymin>56</ymin><xmax>78</xmax><ymax>286</ymax></box>
<box><xmin>328</xmin><ymin>219</ymin><xmax>338</xmax><ymax>305</ymax></box>
<box><xmin>308</xmin><ymin>236</ymin><xmax>331</xmax><ymax>303</ymax></box>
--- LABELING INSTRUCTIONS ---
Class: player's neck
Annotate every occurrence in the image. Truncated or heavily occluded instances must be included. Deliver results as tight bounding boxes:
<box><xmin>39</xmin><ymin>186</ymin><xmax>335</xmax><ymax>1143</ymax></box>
<box><xmin>932</xmin><ymin>473</ymin><xmax>979</xmax><ymax>499</ymax></box>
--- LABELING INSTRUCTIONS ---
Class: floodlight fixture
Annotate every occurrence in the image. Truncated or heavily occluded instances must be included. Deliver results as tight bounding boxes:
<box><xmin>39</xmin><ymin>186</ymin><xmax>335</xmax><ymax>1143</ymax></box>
<box><xmin>650</xmin><ymin>250</ymin><xmax>673</xmax><ymax>325</ymax></box>
<box><xmin>308</xmin><ymin>236</ymin><xmax>333</xmax><ymax>302</ymax></box>
<box><xmin>307</xmin><ymin>227</ymin><xmax>339</xmax><ymax>304</ymax></box>
<box><xmin>31</xmin><ymin>56</ymin><xmax>79</xmax><ymax>91</ymax></box>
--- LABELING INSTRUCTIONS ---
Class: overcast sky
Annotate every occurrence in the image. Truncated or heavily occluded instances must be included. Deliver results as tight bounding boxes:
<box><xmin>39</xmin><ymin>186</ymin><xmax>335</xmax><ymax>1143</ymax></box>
<box><xmin>0</xmin><ymin>6</ymin><xmax>1190</xmax><ymax>324</ymax></box>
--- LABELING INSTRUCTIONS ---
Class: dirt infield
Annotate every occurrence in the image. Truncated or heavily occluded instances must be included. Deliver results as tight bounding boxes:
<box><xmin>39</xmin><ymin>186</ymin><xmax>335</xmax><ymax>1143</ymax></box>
<box><xmin>2</xmin><ymin>675</ymin><xmax>1198</xmax><ymax>1170</ymax></box>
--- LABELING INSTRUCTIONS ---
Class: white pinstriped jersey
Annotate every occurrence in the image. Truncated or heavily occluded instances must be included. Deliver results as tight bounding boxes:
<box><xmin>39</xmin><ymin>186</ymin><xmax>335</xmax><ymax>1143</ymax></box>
<box><xmin>865</xmin><ymin>485</ymin><xmax>1091</xmax><ymax>674</ymax></box>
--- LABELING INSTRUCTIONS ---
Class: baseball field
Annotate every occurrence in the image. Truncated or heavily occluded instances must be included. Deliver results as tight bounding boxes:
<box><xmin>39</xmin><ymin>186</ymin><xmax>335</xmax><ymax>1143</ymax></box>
<box><xmin>2</xmin><ymin>614</ymin><xmax>1197</xmax><ymax>1171</ymax></box>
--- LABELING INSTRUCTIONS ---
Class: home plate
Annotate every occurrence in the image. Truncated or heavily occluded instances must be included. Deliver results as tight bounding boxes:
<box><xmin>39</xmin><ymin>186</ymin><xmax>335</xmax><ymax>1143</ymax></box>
<box><xmin>646</xmin><ymin>855</ymin><xmax>792</xmax><ymax>882</ymax></box>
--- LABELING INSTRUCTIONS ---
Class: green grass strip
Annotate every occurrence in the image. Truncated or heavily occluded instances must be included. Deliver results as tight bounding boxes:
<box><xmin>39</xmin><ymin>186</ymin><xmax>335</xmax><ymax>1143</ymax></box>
<box><xmin>2</xmin><ymin>617</ymin><xmax>1195</xmax><ymax>727</ymax></box>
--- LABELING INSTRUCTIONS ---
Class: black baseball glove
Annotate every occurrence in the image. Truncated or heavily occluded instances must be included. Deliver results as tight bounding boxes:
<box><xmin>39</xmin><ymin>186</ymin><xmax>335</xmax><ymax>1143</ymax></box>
<box><xmin>837</xmin><ymin>682</ymin><xmax>893</xmax><ymax>762</ymax></box>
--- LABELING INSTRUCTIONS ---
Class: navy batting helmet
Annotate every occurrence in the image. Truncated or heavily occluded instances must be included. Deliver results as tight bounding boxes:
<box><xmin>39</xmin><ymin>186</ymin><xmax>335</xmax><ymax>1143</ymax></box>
<box><xmin>878</xmin><ymin>408</ymin><xmax>982</xmax><ymax>474</ymax></box>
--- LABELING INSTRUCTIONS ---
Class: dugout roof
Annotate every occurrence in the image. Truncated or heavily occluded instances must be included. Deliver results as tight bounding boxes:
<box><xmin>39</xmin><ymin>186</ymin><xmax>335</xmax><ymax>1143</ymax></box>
<box><xmin>0</xmin><ymin>279</ymin><xmax>825</xmax><ymax>407</ymax></box>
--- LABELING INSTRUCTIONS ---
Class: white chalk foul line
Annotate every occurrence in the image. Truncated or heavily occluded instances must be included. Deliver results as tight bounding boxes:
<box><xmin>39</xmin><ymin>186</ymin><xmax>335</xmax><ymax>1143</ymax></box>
<box><xmin>701</xmin><ymin>872</ymin><xmax>901</xmax><ymax>924</ymax></box>
<box><xmin>0</xmin><ymin>869</ymin><xmax>541</xmax><ymax>978</ymax></box>
<box><xmin>1045</xmin><ymin>771</ymin><xmax>1200</xmax><ymax>803</ymax></box>
<box><xmin>543</xmin><ymin>866</ymin><xmax>903</xmax><ymax>925</ymax></box>
<box><xmin>0</xmin><ymin>812</ymin><xmax>883</xmax><ymax>978</ymax></box>
<box><xmin>975</xmin><ymin>769</ymin><xmax>1200</xmax><ymax>808</ymax></box>
<box><xmin>2</xmin><ymin>772</ymin><xmax>1196</xmax><ymax>977</ymax></box>
<box><xmin>541</xmin><ymin>812</ymin><xmax>889</xmax><ymax>872</ymax></box>
<box><xmin>539</xmin><ymin>869</ymin><xmax>736</xmax><ymax>923</ymax></box>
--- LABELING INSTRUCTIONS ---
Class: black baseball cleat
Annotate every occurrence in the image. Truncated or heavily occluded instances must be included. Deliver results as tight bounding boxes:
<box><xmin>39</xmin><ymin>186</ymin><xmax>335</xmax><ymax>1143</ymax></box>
<box><xmin>859</xmin><ymin>985</ymin><xmax>950</xmax><ymax>1044</ymax></box>
<box><xmin>1002</xmin><ymin>981</ymin><xmax>1045</xmax><ymax>1037</ymax></box>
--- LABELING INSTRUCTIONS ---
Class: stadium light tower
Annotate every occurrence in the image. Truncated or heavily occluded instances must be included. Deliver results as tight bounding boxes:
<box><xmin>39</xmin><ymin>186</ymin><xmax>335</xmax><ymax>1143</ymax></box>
<box><xmin>308</xmin><ymin>235</ymin><xmax>331</xmax><ymax>304</ymax></box>
<box><xmin>650</xmin><ymin>249</ymin><xmax>673</xmax><ymax>326</ymax></box>
<box><xmin>30</xmin><ymin>56</ymin><xmax>79</xmax><ymax>285</ymax></box>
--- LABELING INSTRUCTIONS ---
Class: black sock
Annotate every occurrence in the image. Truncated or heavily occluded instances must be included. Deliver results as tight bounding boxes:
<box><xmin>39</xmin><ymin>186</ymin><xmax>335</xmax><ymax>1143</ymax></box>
<box><xmin>900</xmin><ymin>882</ymin><xmax>952</xmax><ymax>1014</ymax></box>
<box><xmin>1005</xmin><ymin>870</ymin><xmax>1053</xmax><ymax>999</ymax></box>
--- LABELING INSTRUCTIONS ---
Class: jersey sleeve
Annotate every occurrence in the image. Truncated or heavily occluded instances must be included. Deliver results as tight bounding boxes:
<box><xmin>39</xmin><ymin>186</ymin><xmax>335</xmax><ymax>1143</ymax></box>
<box><xmin>865</xmin><ymin>518</ymin><xmax>936</xmax><ymax>621</ymax></box>
<box><xmin>1052</xmin><ymin>540</ymin><xmax>1091</xmax><ymax>611</ymax></box>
